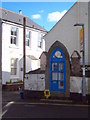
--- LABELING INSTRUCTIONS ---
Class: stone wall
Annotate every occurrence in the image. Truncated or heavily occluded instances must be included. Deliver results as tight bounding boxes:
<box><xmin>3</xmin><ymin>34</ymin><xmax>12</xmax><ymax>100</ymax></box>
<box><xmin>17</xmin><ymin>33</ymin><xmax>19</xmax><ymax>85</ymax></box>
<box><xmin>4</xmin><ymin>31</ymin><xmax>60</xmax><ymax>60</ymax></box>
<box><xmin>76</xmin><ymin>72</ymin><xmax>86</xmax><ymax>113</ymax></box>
<box><xmin>2</xmin><ymin>83</ymin><xmax>24</xmax><ymax>91</ymax></box>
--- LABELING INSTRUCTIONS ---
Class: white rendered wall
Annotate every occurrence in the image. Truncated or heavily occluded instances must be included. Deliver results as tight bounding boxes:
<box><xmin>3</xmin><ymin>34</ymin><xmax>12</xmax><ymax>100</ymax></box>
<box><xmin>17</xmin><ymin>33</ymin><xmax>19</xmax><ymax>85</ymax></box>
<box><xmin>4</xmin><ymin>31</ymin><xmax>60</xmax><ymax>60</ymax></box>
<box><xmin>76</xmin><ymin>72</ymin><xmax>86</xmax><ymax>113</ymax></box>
<box><xmin>45</xmin><ymin>2</ymin><xmax>88</xmax><ymax>65</ymax></box>
<box><xmin>24</xmin><ymin>74</ymin><xmax>45</xmax><ymax>91</ymax></box>
<box><xmin>70</xmin><ymin>77</ymin><xmax>89</xmax><ymax>94</ymax></box>
<box><xmin>2</xmin><ymin>23</ymin><xmax>11</xmax><ymax>84</ymax></box>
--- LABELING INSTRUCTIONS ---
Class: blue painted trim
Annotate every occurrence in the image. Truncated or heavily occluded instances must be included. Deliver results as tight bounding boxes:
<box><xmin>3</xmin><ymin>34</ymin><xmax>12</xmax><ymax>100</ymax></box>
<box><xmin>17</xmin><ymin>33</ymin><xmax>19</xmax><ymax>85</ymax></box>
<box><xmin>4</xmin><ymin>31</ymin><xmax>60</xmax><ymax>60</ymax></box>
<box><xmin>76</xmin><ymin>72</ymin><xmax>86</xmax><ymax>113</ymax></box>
<box><xmin>50</xmin><ymin>47</ymin><xmax>65</xmax><ymax>92</ymax></box>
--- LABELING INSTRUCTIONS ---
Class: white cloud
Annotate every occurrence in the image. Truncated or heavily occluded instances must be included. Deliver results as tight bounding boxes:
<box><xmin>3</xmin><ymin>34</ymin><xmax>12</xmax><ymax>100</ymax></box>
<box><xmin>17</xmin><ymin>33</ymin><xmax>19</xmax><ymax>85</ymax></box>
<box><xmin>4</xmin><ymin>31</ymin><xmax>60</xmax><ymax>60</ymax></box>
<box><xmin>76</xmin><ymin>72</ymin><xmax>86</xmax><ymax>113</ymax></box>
<box><xmin>47</xmin><ymin>10</ymin><xmax>67</xmax><ymax>22</ymax></box>
<box><xmin>32</xmin><ymin>14</ymin><xmax>41</xmax><ymax>19</ymax></box>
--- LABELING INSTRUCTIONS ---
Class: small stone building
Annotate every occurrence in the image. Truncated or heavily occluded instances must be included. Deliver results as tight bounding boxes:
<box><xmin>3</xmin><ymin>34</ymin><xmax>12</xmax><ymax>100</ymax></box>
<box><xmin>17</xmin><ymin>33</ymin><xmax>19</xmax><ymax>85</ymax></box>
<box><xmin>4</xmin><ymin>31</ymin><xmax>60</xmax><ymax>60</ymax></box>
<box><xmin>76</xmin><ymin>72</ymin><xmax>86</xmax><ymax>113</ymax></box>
<box><xmin>39</xmin><ymin>52</ymin><xmax>47</xmax><ymax>70</ymax></box>
<box><xmin>71</xmin><ymin>50</ymin><xmax>81</xmax><ymax>75</ymax></box>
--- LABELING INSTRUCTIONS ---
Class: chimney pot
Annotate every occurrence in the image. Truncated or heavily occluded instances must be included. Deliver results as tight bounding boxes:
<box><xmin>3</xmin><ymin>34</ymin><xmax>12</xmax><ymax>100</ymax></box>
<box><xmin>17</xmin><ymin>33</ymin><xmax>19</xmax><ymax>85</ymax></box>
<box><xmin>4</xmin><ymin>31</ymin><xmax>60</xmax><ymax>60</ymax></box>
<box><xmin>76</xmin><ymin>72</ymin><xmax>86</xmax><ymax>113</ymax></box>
<box><xmin>19</xmin><ymin>10</ymin><xmax>22</xmax><ymax>14</ymax></box>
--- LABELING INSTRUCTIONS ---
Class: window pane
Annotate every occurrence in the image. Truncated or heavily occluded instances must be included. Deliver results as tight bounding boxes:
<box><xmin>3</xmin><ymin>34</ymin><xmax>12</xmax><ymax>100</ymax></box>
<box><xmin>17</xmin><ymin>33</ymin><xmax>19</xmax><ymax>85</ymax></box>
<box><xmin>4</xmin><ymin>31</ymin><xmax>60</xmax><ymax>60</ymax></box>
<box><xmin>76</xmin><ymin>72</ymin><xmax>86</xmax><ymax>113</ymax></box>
<box><xmin>26</xmin><ymin>31</ymin><xmax>30</xmax><ymax>46</ymax></box>
<box><xmin>26</xmin><ymin>39</ymin><xmax>29</xmax><ymax>46</ymax></box>
<box><xmin>59</xmin><ymin>73</ymin><xmax>64</xmax><ymax>80</ymax></box>
<box><xmin>52</xmin><ymin>63</ymin><xmax>57</xmax><ymax>71</ymax></box>
<box><xmin>38</xmin><ymin>41</ymin><xmax>41</xmax><ymax>47</ymax></box>
<box><xmin>14</xmin><ymin>31</ymin><xmax>17</xmax><ymax>36</ymax></box>
<box><xmin>11</xmin><ymin>68</ymin><xmax>17</xmax><ymax>75</ymax></box>
<box><xmin>11</xmin><ymin>36</ymin><xmax>13</xmax><ymax>44</ymax></box>
<box><xmin>14</xmin><ymin>37</ymin><xmax>16</xmax><ymax>44</ymax></box>
<box><xmin>52</xmin><ymin>72</ymin><xmax>57</xmax><ymax>80</ymax></box>
<box><xmin>26</xmin><ymin>31</ymin><xmax>30</xmax><ymax>38</ymax></box>
<box><xmin>11</xmin><ymin>59</ymin><xmax>17</xmax><ymax>75</ymax></box>
<box><xmin>11</xmin><ymin>36</ymin><xmax>16</xmax><ymax>45</ymax></box>
<box><xmin>58</xmin><ymin>81</ymin><xmax>64</xmax><ymax>88</ymax></box>
<box><xmin>59</xmin><ymin>62</ymin><xmax>64</xmax><ymax>71</ymax></box>
<box><xmin>11</xmin><ymin>27</ymin><xmax>17</xmax><ymax>45</ymax></box>
<box><xmin>11</xmin><ymin>31</ymin><xmax>13</xmax><ymax>35</ymax></box>
<box><xmin>38</xmin><ymin>33</ymin><xmax>42</xmax><ymax>48</ymax></box>
<box><xmin>14</xmin><ymin>59</ymin><xmax>17</xmax><ymax>66</ymax></box>
<box><xmin>11</xmin><ymin>27</ymin><xmax>17</xmax><ymax>36</ymax></box>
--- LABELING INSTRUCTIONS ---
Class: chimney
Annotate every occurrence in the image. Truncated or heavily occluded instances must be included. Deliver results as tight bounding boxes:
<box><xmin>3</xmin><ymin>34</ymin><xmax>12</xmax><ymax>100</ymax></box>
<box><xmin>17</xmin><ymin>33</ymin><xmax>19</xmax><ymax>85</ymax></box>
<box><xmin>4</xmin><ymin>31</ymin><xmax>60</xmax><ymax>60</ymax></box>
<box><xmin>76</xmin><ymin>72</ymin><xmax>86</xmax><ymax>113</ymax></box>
<box><xmin>19</xmin><ymin>10</ymin><xmax>22</xmax><ymax>14</ymax></box>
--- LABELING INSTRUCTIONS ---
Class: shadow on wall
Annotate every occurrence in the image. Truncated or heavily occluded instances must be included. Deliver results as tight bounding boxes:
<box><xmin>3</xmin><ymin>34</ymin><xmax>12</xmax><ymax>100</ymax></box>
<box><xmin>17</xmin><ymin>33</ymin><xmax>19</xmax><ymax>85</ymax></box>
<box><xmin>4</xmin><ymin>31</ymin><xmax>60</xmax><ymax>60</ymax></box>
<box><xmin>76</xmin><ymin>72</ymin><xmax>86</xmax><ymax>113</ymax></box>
<box><xmin>2</xmin><ymin>71</ymin><xmax>10</xmax><ymax>84</ymax></box>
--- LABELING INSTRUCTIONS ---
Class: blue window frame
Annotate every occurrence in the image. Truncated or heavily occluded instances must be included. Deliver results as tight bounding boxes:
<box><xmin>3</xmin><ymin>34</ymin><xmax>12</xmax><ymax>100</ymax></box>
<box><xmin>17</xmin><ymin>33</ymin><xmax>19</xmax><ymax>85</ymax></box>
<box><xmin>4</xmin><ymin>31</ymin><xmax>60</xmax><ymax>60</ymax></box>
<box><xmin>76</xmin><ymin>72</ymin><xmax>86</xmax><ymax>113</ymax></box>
<box><xmin>50</xmin><ymin>47</ymin><xmax>65</xmax><ymax>92</ymax></box>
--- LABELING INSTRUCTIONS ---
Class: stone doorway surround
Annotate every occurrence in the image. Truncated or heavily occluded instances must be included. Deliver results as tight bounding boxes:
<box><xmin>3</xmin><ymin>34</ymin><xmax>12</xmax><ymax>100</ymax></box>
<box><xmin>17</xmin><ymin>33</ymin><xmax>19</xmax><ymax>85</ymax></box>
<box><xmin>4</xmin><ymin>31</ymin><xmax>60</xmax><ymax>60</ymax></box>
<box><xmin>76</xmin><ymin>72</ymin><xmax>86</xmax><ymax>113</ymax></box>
<box><xmin>45</xmin><ymin>41</ymin><xmax>70</xmax><ymax>98</ymax></box>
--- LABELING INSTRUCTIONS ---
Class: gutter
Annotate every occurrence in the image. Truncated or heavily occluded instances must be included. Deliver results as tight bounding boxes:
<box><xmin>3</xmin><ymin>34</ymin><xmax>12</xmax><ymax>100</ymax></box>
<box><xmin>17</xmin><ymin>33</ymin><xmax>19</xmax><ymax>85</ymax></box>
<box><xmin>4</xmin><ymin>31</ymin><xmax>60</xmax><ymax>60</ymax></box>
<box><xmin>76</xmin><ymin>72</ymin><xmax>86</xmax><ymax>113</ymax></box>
<box><xmin>1</xmin><ymin>19</ymin><xmax>47</xmax><ymax>33</ymax></box>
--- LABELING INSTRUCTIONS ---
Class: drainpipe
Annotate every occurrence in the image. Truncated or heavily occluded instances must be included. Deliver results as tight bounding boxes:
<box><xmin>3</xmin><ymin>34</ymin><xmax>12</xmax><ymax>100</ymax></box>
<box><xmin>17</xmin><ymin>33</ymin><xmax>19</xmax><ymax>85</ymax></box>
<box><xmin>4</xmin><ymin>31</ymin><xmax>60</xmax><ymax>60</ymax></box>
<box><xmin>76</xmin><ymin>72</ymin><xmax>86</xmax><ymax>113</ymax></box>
<box><xmin>0</xmin><ymin>19</ymin><xmax>2</xmax><ymax>86</ymax></box>
<box><xmin>23</xmin><ymin>17</ymin><xmax>26</xmax><ymax>84</ymax></box>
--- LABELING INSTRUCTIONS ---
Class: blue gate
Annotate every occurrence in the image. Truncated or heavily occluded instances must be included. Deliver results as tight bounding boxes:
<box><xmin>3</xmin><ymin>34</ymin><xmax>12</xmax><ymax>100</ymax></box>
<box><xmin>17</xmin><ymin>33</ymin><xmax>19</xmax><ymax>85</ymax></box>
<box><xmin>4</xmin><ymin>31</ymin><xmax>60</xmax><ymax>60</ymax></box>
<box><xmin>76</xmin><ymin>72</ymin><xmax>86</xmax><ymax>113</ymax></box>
<box><xmin>50</xmin><ymin>47</ymin><xmax>65</xmax><ymax>92</ymax></box>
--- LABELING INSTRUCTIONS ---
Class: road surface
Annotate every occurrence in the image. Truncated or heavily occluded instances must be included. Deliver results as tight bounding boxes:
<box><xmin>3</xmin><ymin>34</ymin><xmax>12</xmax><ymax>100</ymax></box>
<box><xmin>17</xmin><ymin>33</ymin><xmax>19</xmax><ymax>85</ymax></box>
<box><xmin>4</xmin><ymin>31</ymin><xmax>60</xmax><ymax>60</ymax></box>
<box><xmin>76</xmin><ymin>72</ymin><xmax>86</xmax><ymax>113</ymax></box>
<box><xmin>2</xmin><ymin>101</ymin><xmax>88</xmax><ymax>118</ymax></box>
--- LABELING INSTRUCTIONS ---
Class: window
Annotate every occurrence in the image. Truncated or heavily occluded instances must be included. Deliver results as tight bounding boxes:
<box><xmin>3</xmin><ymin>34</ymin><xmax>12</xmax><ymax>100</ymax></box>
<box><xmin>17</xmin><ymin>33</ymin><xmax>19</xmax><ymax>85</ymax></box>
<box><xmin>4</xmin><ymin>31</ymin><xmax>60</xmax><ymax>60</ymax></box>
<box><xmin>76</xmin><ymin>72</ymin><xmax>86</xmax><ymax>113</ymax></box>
<box><xmin>38</xmin><ymin>33</ymin><xmax>43</xmax><ymax>48</ymax></box>
<box><xmin>11</xmin><ymin>58</ymin><xmax>18</xmax><ymax>75</ymax></box>
<box><xmin>53</xmin><ymin>51</ymin><xmax>63</xmax><ymax>58</ymax></box>
<box><xmin>59</xmin><ymin>62</ymin><xmax>64</xmax><ymax>71</ymax></box>
<box><xmin>58</xmin><ymin>81</ymin><xmax>64</xmax><ymax>89</ymax></box>
<box><xmin>26</xmin><ymin>30</ymin><xmax>31</xmax><ymax>46</ymax></box>
<box><xmin>52</xmin><ymin>63</ymin><xmax>57</xmax><ymax>71</ymax></box>
<box><xmin>11</xmin><ymin>27</ymin><xmax>18</xmax><ymax>45</ymax></box>
<box><xmin>52</xmin><ymin>72</ymin><xmax>57</xmax><ymax>81</ymax></box>
<box><xmin>58</xmin><ymin>73</ymin><xmax>64</xmax><ymax>80</ymax></box>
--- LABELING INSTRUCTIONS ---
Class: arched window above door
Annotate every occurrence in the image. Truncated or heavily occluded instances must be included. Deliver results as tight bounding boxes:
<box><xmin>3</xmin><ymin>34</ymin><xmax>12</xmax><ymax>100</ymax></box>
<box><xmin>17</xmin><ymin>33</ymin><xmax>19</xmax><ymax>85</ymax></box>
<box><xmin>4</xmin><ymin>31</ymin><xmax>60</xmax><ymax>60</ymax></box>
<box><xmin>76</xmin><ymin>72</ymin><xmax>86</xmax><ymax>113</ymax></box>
<box><xmin>53</xmin><ymin>51</ymin><xmax>63</xmax><ymax>58</ymax></box>
<box><xmin>50</xmin><ymin>47</ymin><xmax>65</xmax><ymax>62</ymax></box>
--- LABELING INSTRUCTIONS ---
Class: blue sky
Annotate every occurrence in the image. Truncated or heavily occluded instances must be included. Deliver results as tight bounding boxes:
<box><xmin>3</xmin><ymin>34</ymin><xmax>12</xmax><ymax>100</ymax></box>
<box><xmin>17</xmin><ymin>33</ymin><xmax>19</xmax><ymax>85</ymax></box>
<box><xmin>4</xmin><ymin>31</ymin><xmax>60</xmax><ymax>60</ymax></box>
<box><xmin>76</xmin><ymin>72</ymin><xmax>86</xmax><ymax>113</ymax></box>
<box><xmin>2</xmin><ymin>2</ymin><xmax>76</xmax><ymax>31</ymax></box>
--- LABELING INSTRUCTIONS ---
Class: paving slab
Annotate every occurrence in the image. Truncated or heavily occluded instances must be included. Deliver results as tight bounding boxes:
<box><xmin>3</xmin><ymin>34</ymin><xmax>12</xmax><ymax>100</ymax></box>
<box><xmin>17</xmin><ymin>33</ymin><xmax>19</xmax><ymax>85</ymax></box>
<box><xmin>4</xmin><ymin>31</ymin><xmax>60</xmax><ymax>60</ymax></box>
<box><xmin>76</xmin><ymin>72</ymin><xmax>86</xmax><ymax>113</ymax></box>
<box><xmin>2</xmin><ymin>90</ymin><xmax>88</xmax><ymax>105</ymax></box>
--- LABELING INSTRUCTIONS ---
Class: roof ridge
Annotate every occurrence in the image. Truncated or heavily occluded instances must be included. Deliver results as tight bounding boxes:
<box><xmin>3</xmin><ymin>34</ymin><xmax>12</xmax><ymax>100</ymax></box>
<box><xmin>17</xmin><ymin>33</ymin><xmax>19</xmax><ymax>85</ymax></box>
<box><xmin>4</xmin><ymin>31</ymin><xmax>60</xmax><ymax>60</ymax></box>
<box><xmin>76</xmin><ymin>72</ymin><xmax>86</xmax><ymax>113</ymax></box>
<box><xmin>44</xmin><ymin>2</ymin><xmax>77</xmax><ymax>36</ymax></box>
<box><xmin>0</xmin><ymin>7</ymin><xmax>47</xmax><ymax>32</ymax></box>
<box><xmin>0</xmin><ymin>7</ymin><xmax>25</xmax><ymax>17</ymax></box>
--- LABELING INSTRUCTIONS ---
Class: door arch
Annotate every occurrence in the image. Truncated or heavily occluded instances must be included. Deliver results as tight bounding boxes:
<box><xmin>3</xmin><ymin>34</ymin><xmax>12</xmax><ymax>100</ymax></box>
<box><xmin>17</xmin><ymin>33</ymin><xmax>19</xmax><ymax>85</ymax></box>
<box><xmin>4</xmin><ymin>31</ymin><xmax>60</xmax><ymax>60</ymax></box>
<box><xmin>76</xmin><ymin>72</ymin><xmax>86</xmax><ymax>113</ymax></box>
<box><xmin>50</xmin><ymin>47</ymin><xmax>65</xmax><ymax>92</ymax></box>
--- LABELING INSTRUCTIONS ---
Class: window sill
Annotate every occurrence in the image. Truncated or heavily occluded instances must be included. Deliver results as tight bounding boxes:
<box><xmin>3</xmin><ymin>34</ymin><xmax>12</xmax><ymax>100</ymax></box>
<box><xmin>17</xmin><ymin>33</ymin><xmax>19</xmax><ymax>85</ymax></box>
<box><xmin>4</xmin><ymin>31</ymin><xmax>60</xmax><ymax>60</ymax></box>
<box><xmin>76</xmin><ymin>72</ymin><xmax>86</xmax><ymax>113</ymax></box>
<box><xmin>37</xmin><ymin>47</ymin><xmax>43</xmax><ymax>51</ymax></box>
<box><xmin>9</xmin><ymin>44</ymin><xmax>19</xmax><ymax>49</ymax></box>
<box><xmin>26</xmin><ymin>46</ymin><xmax>31</xmax><ymax>49</ymax></box>
<box><xmin>10</xmin><ymin>75</ymin><xmax>19</xmax><ymax>79</ymax></box>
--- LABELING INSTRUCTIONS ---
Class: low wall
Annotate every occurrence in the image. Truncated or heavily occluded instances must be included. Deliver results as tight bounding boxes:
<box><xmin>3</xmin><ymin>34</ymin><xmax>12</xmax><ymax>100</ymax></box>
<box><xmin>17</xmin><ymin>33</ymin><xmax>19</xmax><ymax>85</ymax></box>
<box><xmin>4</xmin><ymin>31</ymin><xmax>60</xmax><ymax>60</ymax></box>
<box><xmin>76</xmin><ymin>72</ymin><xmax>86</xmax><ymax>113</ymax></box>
<box><xmin>70</xmin><ymin>77</ymin><xmax>89</xmax><ymax>94</ymax></box>
<box><xmin>24</xmin><ymin>74</ymin><xmax>45</xmax><ymax>91</ymax></box>
<box><xmin>24</xmin><ymin>74</ymin><xmax>89</xmax><ymax>95</ymax></box>
<box><xmin>2</xmin><ymin>83</ymin><xmax>24</xmax><ymax>91</ymax></box>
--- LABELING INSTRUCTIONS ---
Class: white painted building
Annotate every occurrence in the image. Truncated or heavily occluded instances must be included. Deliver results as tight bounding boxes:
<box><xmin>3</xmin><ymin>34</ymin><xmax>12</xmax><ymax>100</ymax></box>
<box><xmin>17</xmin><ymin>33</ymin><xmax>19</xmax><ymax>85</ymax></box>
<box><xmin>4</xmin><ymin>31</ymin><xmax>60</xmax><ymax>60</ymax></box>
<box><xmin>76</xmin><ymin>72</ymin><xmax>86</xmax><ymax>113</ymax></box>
<box><xmin>0</xmin><ymin>8</ymin><xmax>47</xmax><ymax>84</ymax></box>
<box><xmin>44</xmin><ymin>2</ymin><xmax>89</xmax><ymax>66</ymax></box>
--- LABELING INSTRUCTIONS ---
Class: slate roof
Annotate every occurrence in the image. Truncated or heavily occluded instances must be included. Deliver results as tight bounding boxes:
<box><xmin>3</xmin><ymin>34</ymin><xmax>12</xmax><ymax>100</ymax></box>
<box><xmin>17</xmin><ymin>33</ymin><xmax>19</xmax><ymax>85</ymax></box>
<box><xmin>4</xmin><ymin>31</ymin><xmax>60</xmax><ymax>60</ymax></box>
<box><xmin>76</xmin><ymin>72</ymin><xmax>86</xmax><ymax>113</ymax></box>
<box><xmin>0</xmin><ymin>8</ymin><xmax>47</xmax><ymax>32</ymax></box>
<box><xmin>26</xmin><ymin>68</ymin><xmax>45</xmax><ymax>74</ymax></box>
<box><xmin>39</xmin><ymin>51</ymin><xmax>47</xmax><ymax>59</ymax></box>
<box><xmin>71</xmin><ymin>50</ymin><xmax>81</xmax><ymax>59</ymax></box>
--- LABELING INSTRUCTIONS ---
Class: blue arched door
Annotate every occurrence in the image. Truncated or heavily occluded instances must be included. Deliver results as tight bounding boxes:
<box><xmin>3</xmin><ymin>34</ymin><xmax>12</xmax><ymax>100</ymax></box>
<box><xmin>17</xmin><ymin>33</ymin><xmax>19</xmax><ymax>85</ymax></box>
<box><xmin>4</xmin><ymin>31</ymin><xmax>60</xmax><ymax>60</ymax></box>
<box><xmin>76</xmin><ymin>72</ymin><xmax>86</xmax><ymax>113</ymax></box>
<box><xmin>50</xmin><ymin>47</ymin><xmax>65</xmax><ymax>92</ymax></box>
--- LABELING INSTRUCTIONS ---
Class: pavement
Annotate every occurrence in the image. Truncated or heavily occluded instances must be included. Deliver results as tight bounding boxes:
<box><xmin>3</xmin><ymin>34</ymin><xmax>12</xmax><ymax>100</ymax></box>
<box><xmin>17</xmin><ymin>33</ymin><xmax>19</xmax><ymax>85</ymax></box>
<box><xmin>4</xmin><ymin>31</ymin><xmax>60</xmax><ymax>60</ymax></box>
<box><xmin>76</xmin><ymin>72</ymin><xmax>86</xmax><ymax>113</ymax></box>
<box><xmin>2</xmin><ymin>90</ymin><xmax>89</xmax><ymax>106</ymax></box>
